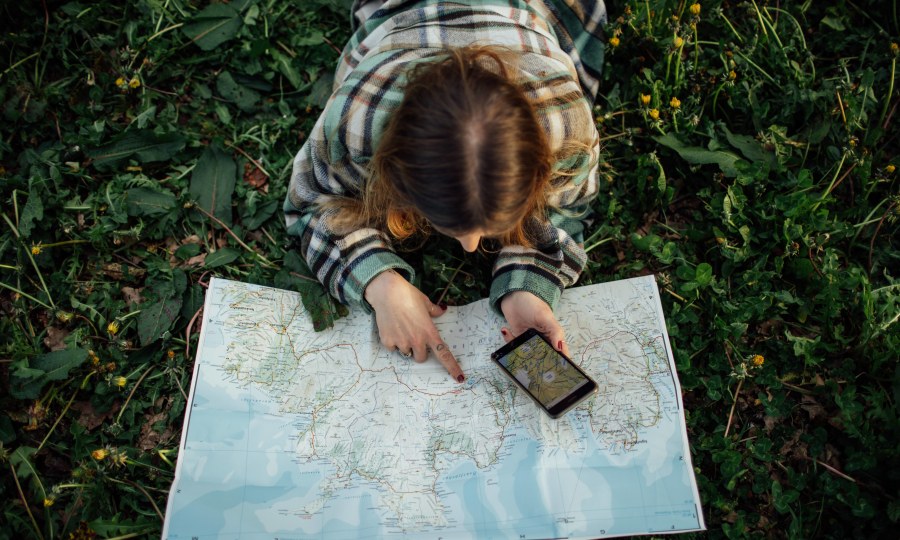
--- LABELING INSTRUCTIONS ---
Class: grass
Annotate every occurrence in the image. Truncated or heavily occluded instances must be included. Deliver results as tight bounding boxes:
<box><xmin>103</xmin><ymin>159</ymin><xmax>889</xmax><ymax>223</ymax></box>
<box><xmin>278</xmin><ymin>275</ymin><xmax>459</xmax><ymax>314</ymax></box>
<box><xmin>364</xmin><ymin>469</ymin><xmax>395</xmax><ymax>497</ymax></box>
<box><xmin>1</xmin><ymin>0</ymin><xmax>898</xmax><ymax>538</ymax></box>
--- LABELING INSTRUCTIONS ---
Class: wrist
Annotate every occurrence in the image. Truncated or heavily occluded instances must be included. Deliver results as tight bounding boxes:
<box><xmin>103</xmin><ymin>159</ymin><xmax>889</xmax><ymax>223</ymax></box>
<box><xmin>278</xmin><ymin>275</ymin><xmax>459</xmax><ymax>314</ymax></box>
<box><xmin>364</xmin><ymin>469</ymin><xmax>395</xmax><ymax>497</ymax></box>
<box><xmin>364</xmin><ymin>269</ymin><xmax>403</xmax><ymax>309</ymax></box>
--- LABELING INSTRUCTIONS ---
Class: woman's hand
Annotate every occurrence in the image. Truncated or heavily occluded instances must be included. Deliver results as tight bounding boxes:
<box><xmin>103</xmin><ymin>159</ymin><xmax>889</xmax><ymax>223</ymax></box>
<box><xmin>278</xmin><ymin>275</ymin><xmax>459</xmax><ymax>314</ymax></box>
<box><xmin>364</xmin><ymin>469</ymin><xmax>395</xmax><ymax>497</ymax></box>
<box><xmin>364</xmin><ymin>270</ymin><xmax>465</xmax><ymax>383</ymax></box>
<box><xmin>499</xmin><ymin>291</ymin><xmax>570</xmax><ymax>357</ymax></box>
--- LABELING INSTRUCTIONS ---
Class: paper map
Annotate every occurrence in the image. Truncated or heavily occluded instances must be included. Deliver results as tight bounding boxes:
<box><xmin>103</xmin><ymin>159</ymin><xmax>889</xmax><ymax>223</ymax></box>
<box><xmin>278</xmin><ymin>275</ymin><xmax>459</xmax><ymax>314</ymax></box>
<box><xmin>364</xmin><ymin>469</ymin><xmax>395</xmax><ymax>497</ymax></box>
<box><xmin>163</xmin><ymin>275</ymin><xmax>705</xmax><ymax>539</ymax></box>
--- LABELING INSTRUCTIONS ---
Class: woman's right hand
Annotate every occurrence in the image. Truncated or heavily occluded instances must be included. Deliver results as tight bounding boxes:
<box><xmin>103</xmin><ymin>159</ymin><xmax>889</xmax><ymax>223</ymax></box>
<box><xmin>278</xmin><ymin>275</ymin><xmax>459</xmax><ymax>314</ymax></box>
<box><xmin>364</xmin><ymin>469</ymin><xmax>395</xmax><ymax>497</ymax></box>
<box><xmin>364</xmin><ymin>270</ymin><xmax>465</xmax><ymax>383</ymax></box>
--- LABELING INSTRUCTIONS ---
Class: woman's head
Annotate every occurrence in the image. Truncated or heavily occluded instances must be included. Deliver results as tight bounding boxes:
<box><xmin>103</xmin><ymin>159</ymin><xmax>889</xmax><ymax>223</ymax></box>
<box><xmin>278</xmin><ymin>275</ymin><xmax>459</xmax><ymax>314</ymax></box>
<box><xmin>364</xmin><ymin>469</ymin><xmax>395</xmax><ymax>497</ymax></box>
<box><xmin>369</xmin><ymin>46</ymin><xmax>552</xmax><ymax>249</ymax></box>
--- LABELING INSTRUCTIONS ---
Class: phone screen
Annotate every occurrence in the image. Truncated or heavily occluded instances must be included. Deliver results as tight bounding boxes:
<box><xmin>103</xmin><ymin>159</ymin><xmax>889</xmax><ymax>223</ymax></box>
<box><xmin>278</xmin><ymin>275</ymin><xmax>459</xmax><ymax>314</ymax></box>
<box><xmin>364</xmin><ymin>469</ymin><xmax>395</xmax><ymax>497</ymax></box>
<box><xmin>492</xmin><ymin>330</ymin><xmax>597</xmax><ymax>417</ymax></box>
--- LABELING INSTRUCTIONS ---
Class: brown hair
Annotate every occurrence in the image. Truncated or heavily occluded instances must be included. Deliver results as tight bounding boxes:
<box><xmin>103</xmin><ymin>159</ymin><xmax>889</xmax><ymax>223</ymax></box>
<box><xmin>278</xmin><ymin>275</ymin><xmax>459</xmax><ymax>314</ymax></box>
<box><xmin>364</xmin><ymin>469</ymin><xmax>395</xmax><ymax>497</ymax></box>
<box><xmin>329</xmin><ymin>46</ymin><xmax>554</xmax><ymax>248</ymax></box>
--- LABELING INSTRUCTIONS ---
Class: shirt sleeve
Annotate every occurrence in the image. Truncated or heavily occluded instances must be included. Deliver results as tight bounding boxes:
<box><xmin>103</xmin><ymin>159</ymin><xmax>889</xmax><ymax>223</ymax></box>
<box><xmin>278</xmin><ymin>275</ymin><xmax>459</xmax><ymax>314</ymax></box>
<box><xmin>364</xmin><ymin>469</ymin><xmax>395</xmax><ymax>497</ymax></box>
<box><xmin>283</xmin><ymin>107</ymin><xmax>414</xmax><ymax>313</ymax></box>
<box><xmin>488</xmin><ymin>148</ymin><xmax>599</xmax><ymax>313</ymax></box>
<box><xmin>489</xmin><ymin>52</ymin><xmax>601</xmax><ymax>313</ymax></box>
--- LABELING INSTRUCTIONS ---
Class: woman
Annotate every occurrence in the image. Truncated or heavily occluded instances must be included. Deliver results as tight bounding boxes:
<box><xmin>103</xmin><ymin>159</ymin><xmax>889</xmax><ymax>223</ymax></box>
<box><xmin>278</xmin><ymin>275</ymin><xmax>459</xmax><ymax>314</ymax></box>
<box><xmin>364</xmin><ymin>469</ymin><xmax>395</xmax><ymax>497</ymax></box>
<box><xmin>285</xmin><ymin>0</ymin><xmax>606</xmax><ymax>382</ymax></box>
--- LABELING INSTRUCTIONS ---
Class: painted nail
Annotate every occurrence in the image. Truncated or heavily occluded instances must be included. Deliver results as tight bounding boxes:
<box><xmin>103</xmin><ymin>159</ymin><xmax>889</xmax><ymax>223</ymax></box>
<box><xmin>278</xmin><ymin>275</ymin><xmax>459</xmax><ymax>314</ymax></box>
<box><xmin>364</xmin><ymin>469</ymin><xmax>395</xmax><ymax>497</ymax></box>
<box><xmin>457</xmin><ymin>374</ymin><xmax>465</xmax><ymax>383</ymax></box>
<box><xmin>500</xmin><ymin>328</ymin><xmax>508</xmax><ymax>336</ymax></box>
<box><xmin>439</xmin><ymin>302</ymin><xmax>447</xmax><ymax>310</ymax></box>
<box><xmin>557</xmin><ymin>340</ymin><xmax>564</xmax><ymax>350</ymax></box>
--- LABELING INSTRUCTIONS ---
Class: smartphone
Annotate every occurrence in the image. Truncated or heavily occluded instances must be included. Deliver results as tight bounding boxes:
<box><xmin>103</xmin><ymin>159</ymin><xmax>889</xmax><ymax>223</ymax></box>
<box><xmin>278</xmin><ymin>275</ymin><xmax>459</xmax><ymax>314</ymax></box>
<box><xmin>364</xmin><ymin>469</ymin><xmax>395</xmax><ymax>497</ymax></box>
<box><xmin>490</xmin><ymin>328</ymin><xmax>598</xmax><ymax>419</ymax></box>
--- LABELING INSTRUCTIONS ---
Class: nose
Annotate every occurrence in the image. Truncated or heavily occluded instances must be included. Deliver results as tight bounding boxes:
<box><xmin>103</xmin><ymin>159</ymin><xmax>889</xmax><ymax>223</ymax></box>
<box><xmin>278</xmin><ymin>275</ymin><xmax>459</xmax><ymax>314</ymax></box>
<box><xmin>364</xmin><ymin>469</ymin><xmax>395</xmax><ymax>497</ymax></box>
<box><xmin>457</xmin><ymin>233</ymin><xmax>481</xmax><ymax>252</ymax></box>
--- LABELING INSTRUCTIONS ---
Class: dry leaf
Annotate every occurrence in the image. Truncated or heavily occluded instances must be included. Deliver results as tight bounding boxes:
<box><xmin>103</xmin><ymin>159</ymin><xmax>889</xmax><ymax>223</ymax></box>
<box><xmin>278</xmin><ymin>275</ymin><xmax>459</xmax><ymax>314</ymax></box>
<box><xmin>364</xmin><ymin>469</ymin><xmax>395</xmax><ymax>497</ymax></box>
<box><xmin>243</xmin><ymin>161</ymin><xmax>269</xmax><ymax>190</ymax></box>
<box><xmin>43</xmin><ymin>326</ymin><xmax>70</xmax><ymax>351</ymax></box>
<box><xmin>121</xmin><ymin>286</ymin><xmax>143</xmax><ymax>307</ymax></box>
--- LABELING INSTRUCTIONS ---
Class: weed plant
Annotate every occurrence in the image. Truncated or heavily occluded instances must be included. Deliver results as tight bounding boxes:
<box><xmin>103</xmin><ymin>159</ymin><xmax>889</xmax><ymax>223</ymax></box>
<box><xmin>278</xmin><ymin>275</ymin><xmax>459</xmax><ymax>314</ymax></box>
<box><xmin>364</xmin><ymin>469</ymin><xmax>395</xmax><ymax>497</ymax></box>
<box><xmin>1</xmin><ymin>0</ymin><xmax>898</xmax><ymax>538</ymax></box>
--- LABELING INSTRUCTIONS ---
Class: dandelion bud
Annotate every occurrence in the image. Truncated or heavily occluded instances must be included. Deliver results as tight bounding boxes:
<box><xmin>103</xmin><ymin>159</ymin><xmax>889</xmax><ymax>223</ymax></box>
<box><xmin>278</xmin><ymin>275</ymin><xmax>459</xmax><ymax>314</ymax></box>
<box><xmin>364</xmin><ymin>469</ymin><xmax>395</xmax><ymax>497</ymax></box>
<box><xmin>91</xmin><ymin>448</ymin><xmax>108</xmax><ymax>461</ymax></box>
<box><xmin>885</xmin><ymin>164</ymin><xmax>895</xmax><ymax>174</ymax></box>
<box><xmin>609</xmin><ymin>36</ymin><xmax>620</xmax><ymax>48</ymax></box>
<box><xmin>690</xmin><ymin>3</ymin><xmax>701</xmax><ymax>16</ymax></box>
<box><xmin>167</xmin><ymin>349</ymin><xmax>176</xmax><ymax>360</ymax></box>
<box><xmin>728</xmin><ymin>70</ymin><xmax>737</xmax><ymax>81</ymax></box>
<box><xmin>128</xmin><ymin>76</ymin><xmax>141</xmax><ymax>89</ymax></box>
<box><xmin>670</xmin><ymin>96</ymin><xmax>682</xmax><ymax>109</ymax></box>
<box><xmin>640</xmin><ymin>94</ymin><xmax>651</xmax><ymax>106</ymax></box>
<box><xmin>43</xmin><ymin>497</ymin><xmax>55</xmax><ymax>507</ymax></box>
<box><xmin>56</xmin><ymin>311</ymin><xmax>74</xmax><ymax>323</ymax></box>
<box><xmin>115</xmin><ymin>77</ymin><xmax>126</xmax><ymax>88</ymax></box>
<box><xmin>113</xmin><ymin>376</ymin><xmax>127</xmax><ymax>388</ymax></box>
<box><xmin>674</xmin><ymin>36</ymin><xmax>684</xmax><ymax>48</ymax></box>
<box><xmin>892</xmin><ymin>42</ymin><xmax>899</xmax><ymax>55</ymax></box>
<box><xmin>31</xmin><ymin>244</ymin><xmax>42</xmax><ymax>256</ymax></box>
<box><xmin>649</xmin><ymin>108</ymin><xmax>660</xmax><ymax>120</ymax></box>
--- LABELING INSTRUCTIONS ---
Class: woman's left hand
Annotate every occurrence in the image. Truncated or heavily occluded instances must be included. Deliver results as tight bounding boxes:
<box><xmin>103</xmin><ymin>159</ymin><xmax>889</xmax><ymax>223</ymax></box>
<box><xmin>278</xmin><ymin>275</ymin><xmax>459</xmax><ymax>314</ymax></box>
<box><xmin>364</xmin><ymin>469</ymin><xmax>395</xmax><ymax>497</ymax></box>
<box><xmin>499</xmin><ymin>291</ymin><xmax>570</xmax><ymax>357</ymax></box>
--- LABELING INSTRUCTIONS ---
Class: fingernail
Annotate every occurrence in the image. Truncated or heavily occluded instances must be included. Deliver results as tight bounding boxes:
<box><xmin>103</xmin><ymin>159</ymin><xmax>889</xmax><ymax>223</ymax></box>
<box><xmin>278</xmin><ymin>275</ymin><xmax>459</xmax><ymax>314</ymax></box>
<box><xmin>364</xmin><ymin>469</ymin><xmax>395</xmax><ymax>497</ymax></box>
<box><xmin>439</xmin><ymin>302</ymin><xmax>447</xmax><ymax>310</ymax></box>
<box><xmin>456</xmin><ymin>374</ymin><xmax>465</xmax><ymax>383</ymax></box>
<box><xmin>501</xmin><ymin>328</ymin><xmax>508</xmax><ymax>336</ymax></box>
<box><xmin>557</xmin><ymin>340</ymin><xmax>564</xmax><ymax>350</ymax></box>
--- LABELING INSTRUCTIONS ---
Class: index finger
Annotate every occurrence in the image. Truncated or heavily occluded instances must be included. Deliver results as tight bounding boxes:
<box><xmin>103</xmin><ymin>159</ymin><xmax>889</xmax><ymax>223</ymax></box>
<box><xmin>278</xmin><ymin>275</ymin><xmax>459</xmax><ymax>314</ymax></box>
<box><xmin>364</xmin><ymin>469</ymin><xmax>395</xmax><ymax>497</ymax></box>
<box><xmin>429</xmin><ymin>340</ymin><xmax>465</xmax><ymax>383</ymax></box>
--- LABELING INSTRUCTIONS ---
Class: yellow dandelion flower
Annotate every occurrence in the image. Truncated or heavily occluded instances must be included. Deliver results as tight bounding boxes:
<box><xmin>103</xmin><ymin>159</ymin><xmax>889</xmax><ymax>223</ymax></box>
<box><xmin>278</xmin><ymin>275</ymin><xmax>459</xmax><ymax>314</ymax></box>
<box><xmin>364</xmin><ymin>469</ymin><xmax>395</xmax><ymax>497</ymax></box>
<box><xmin>128</xmin><ymin>76</ymin><xmax>141</xmax><ymax>89</ymax></box>
<box><xmin>113</xmin><ymin>376</ymin><xmax>127</xmax><ymax>388</ymax></box>
<box><xmin>167</xmin><ymin>349</ymin><xmax>176</xmax><ymax>360</ymax></box>
<box><xmin>640</xmin><ymin>93</ymin><xmax>651</xmax><ymax>106</ymax></box>
<box><xmin>649</xmin><ymin>108</ymin><xmax>660</xmax><ymax>120</ymax></box>
<box><xmin>115</xmin><ymin>76</ymin><xmax>125</xmax><ymax>87</ymax></box>
<box><xmin>43</xmin><ymin>497</ymin><xmax>55</xmax><ymax>507</ymax></box>
<box><xmin>892</xmin><ymin>42</ymin><xmax>899</xmax><ymax>55</ymax></box>
<box><xmin>609</xmin><ymin>36</ymin><xmax>620</xmax><ymax>48</ymax></box>
<box><xmin>91</xmin><ymin>448</ymin><xmax>108</xmax><ymax>461</ymax></box>
<box><xmin>31</xmin><ymin>244</ymin><xmax>42</xmax><ymax>256</ymax></box>
<box><xmin>89</xmin><ymin>350</ymin><xmax>100</xmax><ymax>366</ymax></box>
<box><xmin>886</xmin><ymin>164</ymin><xmax>895</xmax><ymax>174</ymax></box>
<box><xmin>690</xmin><ymin>3</ymin><xmax>701</xmax><ymax>16</ymax></box>
<box><xmin>728</xmin><ymin>70</ymin><xmax>737</xmax><ymax>81</ymax></box>
<box><xmin>107</xmin><ymin>320</ymin><xmax>120</xmax><ymax>336</ymax></box>
<box><xmin>670</xmin><ymin>96</ymin><xmax>681</xmax><ymax>109</ymax></box>
<box><xmin>674</xmin><ymin>36</ymin><xmax>684</xmax><ymax>48</ymax></box>
<box><xmin>751</xmin><ymin>354</ymin><xmax>765</xmax><ymax>367</ymax></box>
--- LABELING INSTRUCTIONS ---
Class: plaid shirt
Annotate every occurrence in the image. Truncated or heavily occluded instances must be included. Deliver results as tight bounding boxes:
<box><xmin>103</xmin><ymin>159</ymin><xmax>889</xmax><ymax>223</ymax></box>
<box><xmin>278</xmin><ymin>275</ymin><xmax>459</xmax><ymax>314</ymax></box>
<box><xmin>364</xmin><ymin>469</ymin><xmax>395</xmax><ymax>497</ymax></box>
<box><xmin>285</xmin><ymin>0</ymin><xmax>606</xmax><ymax>312</ymax></box>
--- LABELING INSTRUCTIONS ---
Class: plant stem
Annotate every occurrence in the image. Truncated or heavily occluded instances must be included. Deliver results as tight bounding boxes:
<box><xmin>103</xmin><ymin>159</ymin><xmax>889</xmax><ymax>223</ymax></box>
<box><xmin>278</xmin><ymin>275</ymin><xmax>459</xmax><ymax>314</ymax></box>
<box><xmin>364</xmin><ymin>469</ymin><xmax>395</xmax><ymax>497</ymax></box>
<box><xmin>37</xmin><ymin>386</ymin><xmax>80</xmax><ymax>452</ymax></box>
<box><xmin>0</xmin><ymin>281</ymin><xmax>53</xmax><ymax>309</ymax></box>
<box><xmin>191</xmin><ymin>204</ymin><xmax>275</xmax><ymax>267</ymax></box>
<box><xmin>724</xmin><ymin>378</ymin><xmax>744</xmax><ymax>438</ymax></box>
<box><xmin>107</xmin><ymin>477</ymin><xmax>164</xmax><ymax>521</ymax></box>
<box><xmin>878</xmin><ymin>55</ymin><xmax>896</xmax><ymax>131</ymax></box>
<box><xmin>116</xmin><ymin>364</ymin><xmax>156</xmax><ymax>425</ymax></box>
<box><xmin>1</xmin><ymin>213</ymin><xmax>56</xmax><ymax>308</ymax></box>
<box><xmin>9</xmin><ymin>462</ymin><xmax>45</xmax><ymax>540</ymax></box>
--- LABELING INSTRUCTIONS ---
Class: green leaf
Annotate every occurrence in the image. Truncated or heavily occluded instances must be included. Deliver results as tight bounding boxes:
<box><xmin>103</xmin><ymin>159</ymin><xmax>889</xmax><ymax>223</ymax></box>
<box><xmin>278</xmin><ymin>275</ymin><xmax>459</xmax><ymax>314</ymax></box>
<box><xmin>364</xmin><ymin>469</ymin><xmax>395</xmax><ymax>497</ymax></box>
<box><xmin>721</xmin><ymin>126</ymin><xmax>777</xmax><ymax>169</ymax></box>
<box><xmin>33</xmin><ymin>347</ymin><xmax>89</xmax><ymax>381</ymax></box>
<box><xmin>137</xmin><ymin>296</ymin><xmax>183</xmax><ymax>347</ymax></box>
<box><xmin>18</xmin><ymin>187</ymin><xmax>43</xmax><ymax>237</ymax></box>
<box><xmin>189</xmin><ymin>145</ymin><xmax>236</xmax><ymax>227</ymax></box>
<box><xmin>217</xmin><ymin>71</ymin><xmax>262</xmax><ymax>112</ymax></box>
<box><xmin>9</xmin><ymin>446</ymin><xmax>38</xmax><ymax>482</ymax></box>
<box><xmin>654</xmin><ymin>133</ymin><xmax>744</xmax><ymax>177</ymax></box>
<box><xmin>182</xmin><ymin>3</ymin><xmax>245</xmax><ymax>51</ymax></box>
<box><xmin>181</xmin><ymin>283</ymin><xmax>205</xmax><ymax>322</ymax></box>
<box><xmin>9</xmin><ymin>347</ymin><xmax>88</xmax><ymax>399</ymax></box>
<box><xmin>174</xmin><ymin>243</ymin><xmax>202</xmax><ymax>260</ymax></box>
<box><xmin>275</xmin><ymin>251</ymin><xmax>346</xmax><ymax>331</ymax></box>
<box><xmin>695</xmin><ymin>263</ymin><xmax>713</xmax><ymax>286</ymax></box>
<box><xmin>125</xmin><ymin>187</ymin><xmax>177</xmax><ymax>217</ymax></box>
<box><xmin>241</xmin><ymin>198</ymin><xmax>279</xmax><ymax>230</ymax></box>
<box><xmin>272</xmin><ymin>50</ymin><xmax>303</xmax><ymax>89</ymax></box>
<box><xmin>204</xmin><ymin>247</ymin><xmax>241</xmax><ymax>268</ymax></box>
<box><xmin>88</xmin><ymin>130</ymin><xmax>186</xmax><ymax>168</ymax></box>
